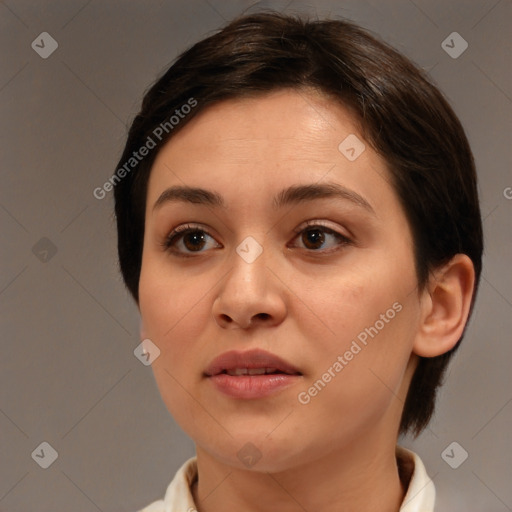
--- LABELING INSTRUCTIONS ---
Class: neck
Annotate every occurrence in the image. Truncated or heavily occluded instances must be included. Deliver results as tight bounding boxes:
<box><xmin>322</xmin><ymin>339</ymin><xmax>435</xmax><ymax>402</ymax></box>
<box><xmin>192</xmin><ymin>434</ymin><xmax>406</xmax><ymax>512</ymax></box>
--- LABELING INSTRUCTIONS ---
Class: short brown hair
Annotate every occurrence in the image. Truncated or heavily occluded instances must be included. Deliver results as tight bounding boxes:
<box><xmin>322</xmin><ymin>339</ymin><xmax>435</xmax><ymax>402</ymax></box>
<box><xmin>113</xmin><ymin>11</ymin><xmax>483</xmax><ymax>436</ymax></box>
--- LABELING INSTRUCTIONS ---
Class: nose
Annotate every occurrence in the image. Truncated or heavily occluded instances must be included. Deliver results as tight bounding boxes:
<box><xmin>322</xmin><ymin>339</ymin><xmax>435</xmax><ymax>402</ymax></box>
<box><xmin>212</xmin><ymin>245</ymin><xmax>287</xmax><ymax>330</ymax></box>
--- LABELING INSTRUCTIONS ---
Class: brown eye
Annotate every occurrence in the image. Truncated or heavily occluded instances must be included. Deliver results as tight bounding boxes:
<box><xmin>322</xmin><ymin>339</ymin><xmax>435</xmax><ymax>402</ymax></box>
<box><xmin>292</xmin><ymin>225</ymin><xmax>351</xmax><ymax>252</ymax></box>
<box><xmin>301</xmin><ymin>228</ymin><xmax>326</xmax><ymax>250</ymax></box>
<box><xmin>164</xmin><ymin>226</ymin><xmax>220</xmax><ymax>255</ymax></box>
<box><xmin>182</xmin><ymin>231</ymin><xmax>207</xmax><ymax>251</ymax></box>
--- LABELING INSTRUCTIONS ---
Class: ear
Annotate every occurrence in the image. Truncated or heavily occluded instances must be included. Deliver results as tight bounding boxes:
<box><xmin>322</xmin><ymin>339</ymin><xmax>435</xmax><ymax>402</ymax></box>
<box><xmin>413</xmin><ymin>254</ymin><xmax>476</xmax><ymax>357</ymax></box>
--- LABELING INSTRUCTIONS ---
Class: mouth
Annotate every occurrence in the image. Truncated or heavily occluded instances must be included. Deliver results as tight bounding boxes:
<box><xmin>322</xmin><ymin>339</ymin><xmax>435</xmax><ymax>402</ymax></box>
<box><xmin>204</xmin><ymin>349</ymin><xmax>302</xmax><ymax>377</ymax></box>
<box><xmin>204</xmin><ymin>349</ymin><xmax>302</xmax><ymax>399</ymax></box>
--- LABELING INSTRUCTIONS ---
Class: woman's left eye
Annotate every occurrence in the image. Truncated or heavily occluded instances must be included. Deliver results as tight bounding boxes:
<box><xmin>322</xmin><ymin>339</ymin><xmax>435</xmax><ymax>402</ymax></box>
<box><xmin>290</xmin><ymin>224</ymin><xmax>352</xmax><ymax>252</ymax></box>
<box><xmin>162</xmin><ymin>223</ymin><xmax>351</xmax><ymax>256</ymax></box>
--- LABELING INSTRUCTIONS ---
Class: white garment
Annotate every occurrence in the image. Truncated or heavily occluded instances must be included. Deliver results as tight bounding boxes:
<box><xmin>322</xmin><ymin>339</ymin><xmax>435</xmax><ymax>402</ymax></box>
<box><xmin>139</xmin><ymin>446</ymin><xmax>435</xmax><ymax>512</ymax></box>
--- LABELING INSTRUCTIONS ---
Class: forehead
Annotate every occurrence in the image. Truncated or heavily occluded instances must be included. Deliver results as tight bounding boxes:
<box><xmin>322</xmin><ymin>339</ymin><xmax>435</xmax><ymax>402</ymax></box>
<box><xmin>156</xmin><ymin>89</ymin><xmax>359</xmax><ymax>163</ymax></box>
<box><xmin>146</xmin><ymin>89</ymin><xmax>395</xmax><ymax>217</ymax></box>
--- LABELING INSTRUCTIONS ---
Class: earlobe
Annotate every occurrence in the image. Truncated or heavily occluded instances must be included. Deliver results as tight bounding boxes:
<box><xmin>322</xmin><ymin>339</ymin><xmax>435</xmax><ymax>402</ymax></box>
<box><xmin>413</xmin><ymin>254</ymin><xmax>475</xmax><ymax>358</ymax></box>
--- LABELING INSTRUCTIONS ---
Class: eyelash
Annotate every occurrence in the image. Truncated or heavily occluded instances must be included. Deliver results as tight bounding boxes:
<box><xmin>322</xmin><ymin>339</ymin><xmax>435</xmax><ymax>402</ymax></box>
<box><xmin>161</xmin><ymin>221</ymin><xmax>352</xmax><ymax>258</ymax></box>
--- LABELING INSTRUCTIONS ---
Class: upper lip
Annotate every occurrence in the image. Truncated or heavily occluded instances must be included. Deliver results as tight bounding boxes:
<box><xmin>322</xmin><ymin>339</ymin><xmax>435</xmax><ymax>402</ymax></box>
<box><xmin>204</xmin><ymin>349</ymin><xmax>301</xmax><ymax>376</ymax></box>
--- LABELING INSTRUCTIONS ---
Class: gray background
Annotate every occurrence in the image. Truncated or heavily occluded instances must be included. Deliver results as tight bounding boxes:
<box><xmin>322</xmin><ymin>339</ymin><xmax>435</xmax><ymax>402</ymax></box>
<box><xmin>0</xmin><ymin>0</ymin><xmax>510</xmax><ymax>511</ymax></box>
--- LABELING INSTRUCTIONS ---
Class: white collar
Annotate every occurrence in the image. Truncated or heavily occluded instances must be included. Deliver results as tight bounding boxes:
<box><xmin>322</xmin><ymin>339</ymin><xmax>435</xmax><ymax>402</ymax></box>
<box><xmin>139</xmin><ymin>446</ymin><xmax>435</xmax><ymax>511</ymax></box>
<box><xmin>396</xmin><ymin>446</ymin><xmax>436</xmax><ymax>511</ymax></box>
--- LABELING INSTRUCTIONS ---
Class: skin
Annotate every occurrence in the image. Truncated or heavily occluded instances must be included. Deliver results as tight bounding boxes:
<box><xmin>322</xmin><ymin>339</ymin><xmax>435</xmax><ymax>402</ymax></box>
<box><xmin>138</xmin><ymin>89</ymin><xmax>475</xmax><ymax>512</ymax></box>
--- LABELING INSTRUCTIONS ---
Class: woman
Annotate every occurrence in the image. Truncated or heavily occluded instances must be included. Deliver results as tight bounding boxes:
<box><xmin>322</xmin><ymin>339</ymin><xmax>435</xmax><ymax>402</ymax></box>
<box><xmin>113</xmin><ymin>11</ymin><xmax>483</xmax><ymax>512</ymax></box>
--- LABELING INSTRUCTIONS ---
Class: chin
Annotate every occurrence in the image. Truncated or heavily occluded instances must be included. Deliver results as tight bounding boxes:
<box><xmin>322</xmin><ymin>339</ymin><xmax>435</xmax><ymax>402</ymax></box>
<box><xmin>196</xmin><ymin>429</ymin><xmax>312</xmax><ymax>473</ymax></box>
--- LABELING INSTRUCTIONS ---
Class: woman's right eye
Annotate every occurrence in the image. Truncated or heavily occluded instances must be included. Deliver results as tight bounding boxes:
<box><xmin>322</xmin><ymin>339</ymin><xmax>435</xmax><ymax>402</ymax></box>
<box><xmin>162</xmin><ymin>224</ymin><xmax>222</xmax><ymax>257</ymax></box>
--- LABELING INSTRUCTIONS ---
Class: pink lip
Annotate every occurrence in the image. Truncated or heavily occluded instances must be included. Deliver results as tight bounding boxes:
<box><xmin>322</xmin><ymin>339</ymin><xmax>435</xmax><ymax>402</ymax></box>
<box><xmin>204</xmin><ymin>349</ymin><xmax>302</xmax><ymax>399</ymax></box>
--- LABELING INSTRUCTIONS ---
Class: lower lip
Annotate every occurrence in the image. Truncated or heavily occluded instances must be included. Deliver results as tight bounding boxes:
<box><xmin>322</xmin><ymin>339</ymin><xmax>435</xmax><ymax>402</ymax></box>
<box><xmin>207</xmin><ymin>373</ymin><xmax>301</xmax><ymax>399</ymax></box>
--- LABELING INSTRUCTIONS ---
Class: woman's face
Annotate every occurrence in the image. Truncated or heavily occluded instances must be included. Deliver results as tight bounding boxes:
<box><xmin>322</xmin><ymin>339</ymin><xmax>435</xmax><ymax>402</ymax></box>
<box><xmin>139</xmin><ymin>89</ymin><xmax>423</xmax><ymax>471</ymax></box>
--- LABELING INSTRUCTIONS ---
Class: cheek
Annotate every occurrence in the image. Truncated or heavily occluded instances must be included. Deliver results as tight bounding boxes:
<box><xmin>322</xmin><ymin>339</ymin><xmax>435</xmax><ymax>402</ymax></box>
<box><xmin>296</xmin><ymin>306</ymin><xmax>417</xmax><ymax>444</ymax></box>
<box><xmin>140</xmin><ymin>252</ymin><xmax>192</xmax><ymax>327</ymax></box>
<box><xmin>295</xmin><ymin>252</ymin><xmax>418</xmax><ymax>408</ymax></box>
<box><xmin>139</xmin><ymin>262</ymin><xmax>213</xmax><ymax>428</ymax></box>
<box><xmin>139</xmin><ymin>260</ymin><xmax>209</xmax><ymax>366</ymax></box>
<box><xmin>303</xmin><ymin>253</ymin><xmax>416</xmax><ymax>349</ymax></box>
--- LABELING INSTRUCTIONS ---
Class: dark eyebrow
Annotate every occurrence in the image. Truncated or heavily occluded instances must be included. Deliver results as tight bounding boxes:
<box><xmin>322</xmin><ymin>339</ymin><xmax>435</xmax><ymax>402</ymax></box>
<box><xmin>272</xmin><ymin>182</ymin><xmax>375</xmax><ymax>214</ymax></box>
<box><xmin>153</xmin><ymin>186</ymin><xmax>225</xmax><ymax>211</ymax></box>
<box><xmin>152</xmin><ymin>182</ymin><xmax>375</xmax><ymax>215</ymax></box>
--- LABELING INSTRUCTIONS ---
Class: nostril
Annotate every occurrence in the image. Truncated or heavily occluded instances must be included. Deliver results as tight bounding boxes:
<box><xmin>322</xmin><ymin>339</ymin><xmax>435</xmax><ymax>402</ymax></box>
<box><xmin>255</xmin><ymin>313</ymin><xmax>270</xmax><ymax>321</ymax></box>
